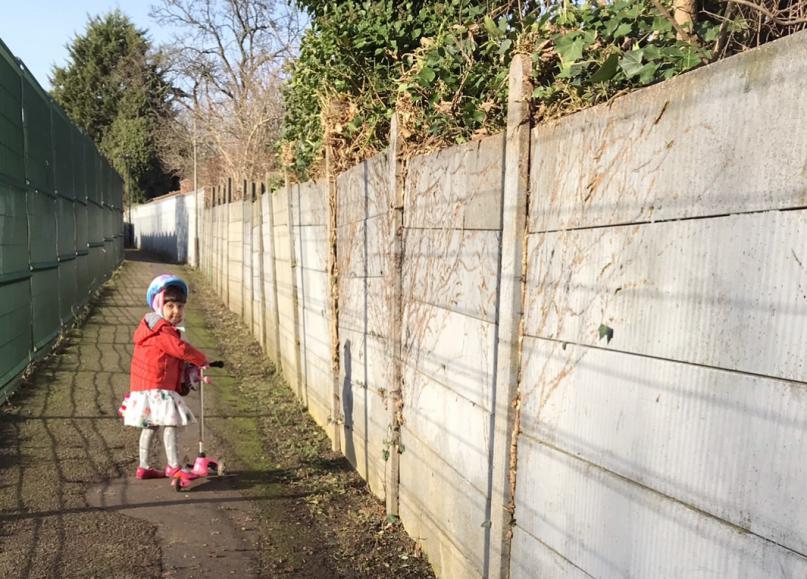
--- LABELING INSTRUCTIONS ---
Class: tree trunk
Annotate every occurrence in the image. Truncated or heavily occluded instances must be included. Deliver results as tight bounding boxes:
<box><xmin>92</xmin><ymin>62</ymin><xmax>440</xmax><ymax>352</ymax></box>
<box><xmin>674</xmin><ymin>0</ymin><xmax>697</xmax><ymax>40</ymax></box>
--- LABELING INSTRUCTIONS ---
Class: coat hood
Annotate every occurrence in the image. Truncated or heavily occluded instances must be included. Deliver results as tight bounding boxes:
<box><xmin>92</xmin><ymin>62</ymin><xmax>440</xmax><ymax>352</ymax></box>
<box><xmin>134</xmin><ymin>313</ymin><xmax>171</xmax><ymax>345</ymax></box>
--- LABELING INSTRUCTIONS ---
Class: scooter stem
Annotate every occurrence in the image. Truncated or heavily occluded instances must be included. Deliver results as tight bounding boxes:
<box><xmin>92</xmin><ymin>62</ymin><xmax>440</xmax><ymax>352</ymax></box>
<box><xmin>199</xmin><ymin>366</ymin><xmax>205</xmax><ymax>456</ymax></box>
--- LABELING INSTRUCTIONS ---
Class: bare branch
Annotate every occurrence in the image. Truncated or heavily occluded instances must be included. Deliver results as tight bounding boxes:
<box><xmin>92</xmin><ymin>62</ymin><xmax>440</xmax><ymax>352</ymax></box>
<box><xmin>723</xmin><ymin>0</ymin><xmax>807</xmax><ymax>26</ymax></box>
<box><xmin>152</xmin><ymin>0</ymin><xmax>303</xmax><ymax>180</ymax></box>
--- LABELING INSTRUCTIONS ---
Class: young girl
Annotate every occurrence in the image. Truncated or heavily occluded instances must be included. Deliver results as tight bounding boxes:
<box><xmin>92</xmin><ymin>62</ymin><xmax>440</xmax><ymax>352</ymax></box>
<box><xmin>119</xmin><ymin>274</ymin><xmax>209</xmax><ymax>479</ymax></box>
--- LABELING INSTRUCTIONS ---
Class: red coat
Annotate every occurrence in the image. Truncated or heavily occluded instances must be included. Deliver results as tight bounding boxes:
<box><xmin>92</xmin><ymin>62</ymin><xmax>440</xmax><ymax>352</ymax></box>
<box><xmin>130</xmin><ymin>313</ymin><xmax>208</xmax><ymax>393</ymax></box>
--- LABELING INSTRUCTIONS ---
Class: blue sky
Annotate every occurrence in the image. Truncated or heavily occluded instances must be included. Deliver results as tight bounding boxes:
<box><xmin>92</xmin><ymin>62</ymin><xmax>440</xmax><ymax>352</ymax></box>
<box><xmin>0</xmin><ymin>1</ymin><xmax>171</xmax><ymax>91</ymax></box>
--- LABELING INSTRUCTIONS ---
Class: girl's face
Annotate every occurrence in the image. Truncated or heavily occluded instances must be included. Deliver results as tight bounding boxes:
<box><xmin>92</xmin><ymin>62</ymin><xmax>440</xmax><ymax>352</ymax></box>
<box><xmin>162</xmin><ymin>301</ymin><xmax>185</xmax><ymax>326</ymax></box>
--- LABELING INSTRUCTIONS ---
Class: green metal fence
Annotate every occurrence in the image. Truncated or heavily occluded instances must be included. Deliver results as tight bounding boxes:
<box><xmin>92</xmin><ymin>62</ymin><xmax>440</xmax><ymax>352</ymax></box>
<box><xmin>0</xmin><ymin>38</ymin><xmax>124</xmax><ymax>401</ymax></box>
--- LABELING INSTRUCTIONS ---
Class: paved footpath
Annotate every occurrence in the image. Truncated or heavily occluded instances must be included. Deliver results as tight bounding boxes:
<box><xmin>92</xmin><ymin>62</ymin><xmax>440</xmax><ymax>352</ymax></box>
<box><xmin>0</xmin><ymin>254</ymin><xmax>262</xmax><ymax>578</ymax></box>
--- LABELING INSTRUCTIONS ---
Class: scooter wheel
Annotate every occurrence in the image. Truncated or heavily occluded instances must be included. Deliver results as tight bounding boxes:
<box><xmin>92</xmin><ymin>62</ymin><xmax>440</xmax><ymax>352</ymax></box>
<box><xmin>172</xmin><ymin>478</ymin><xmax>183</xmax><ymax>493</ymax></box>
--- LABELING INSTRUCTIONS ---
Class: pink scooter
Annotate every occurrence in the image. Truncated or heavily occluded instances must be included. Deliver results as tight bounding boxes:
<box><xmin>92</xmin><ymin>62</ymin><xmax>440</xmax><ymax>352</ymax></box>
<box><xmin>171</xmin><ymin>361</ymin><xmax>225</xmax><ymax>492</ymax></box>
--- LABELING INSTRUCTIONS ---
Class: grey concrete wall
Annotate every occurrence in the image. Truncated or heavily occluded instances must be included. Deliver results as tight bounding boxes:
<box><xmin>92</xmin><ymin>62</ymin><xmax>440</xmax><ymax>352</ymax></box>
<box><xmin>512</xmin><ymin>30</ymin><xmax>807</xmax><ymax>578</ymax></box>
<box><xmin>227</xmin><ymin>200</ymin><xmax>243</xmax><ymax>316</ymax></box>
<box><xmin>242</xmin><ymin>197</ymin><xmax>253</xmax><ymax>333</ymax></box>
<box><xmin>250</xmin><ymin>197</ymin><xmax>262</xmax><ymax>345</ymax></box>
<box><xmin>272</xmin><ymin>186</ymin><xmax>299</xmax><ymax>391</ymax></box>
<box><xmin>130</xmin><ymin>191</ymin><xmax>198</xmax><ymax>264</ymax></box>
<box><xmin>398</xmin><ymin>135</ymin><xmax>505</xmax><ymax>578</ymax></box>
<box><xmin>336</xmin><ymin>152</ymin><xmax>392</xmax><ymax>498</ymax></box>
<box><xmin>193</xmin><ymin>30</ymin><xmax>807</xmax><ymax>579</ymax></box>
<box><xmin>291</xmin><ymin>180</ymin><xmax>333</xmax><ymax>428</ymax></box>
<box><xmin>261</xmin><ymin>192</ymin><xmax>280</xmax><ymax>362</ymax></box>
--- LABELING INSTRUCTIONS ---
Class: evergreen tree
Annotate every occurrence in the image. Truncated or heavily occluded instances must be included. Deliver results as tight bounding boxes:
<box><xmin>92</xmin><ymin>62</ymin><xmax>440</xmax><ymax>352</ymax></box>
<box><xmin>51</xmin><ymin>10</ymin><xmax>177</xmax><ymax>201</ymax></box>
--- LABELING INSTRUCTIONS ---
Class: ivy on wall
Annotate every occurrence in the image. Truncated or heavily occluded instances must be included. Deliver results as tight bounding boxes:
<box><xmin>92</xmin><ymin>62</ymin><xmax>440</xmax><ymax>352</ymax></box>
<box><xmin>282</xmin><ymin>0</ymin><xmax>802</xmax><ymax>181</ymax></box>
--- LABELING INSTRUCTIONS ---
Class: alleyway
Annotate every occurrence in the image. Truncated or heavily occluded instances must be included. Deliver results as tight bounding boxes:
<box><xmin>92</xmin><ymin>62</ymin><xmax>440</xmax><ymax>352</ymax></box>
<box><xmin>0</xmin><ymin>253</ymin><xmax>432</xmax><ymax>578</ymax></box>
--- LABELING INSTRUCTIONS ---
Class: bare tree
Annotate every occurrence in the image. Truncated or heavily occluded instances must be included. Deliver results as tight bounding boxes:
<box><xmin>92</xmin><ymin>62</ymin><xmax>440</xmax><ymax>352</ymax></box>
<box><xmin>151</xmin><ymin>0</ymin><xmax>304</xmax><ymax>189</ymax></box>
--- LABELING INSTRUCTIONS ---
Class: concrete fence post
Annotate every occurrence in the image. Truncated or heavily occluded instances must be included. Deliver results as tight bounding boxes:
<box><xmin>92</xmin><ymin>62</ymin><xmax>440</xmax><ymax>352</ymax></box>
<box><xmin>249</xmin><ymin>181</ymin><xmax>257</xmax><ymax>341</ymax></box>
<box><xmin>240</xmin><ymin>178</ymin><xmax>246</xmax><ymax>319</ymax></box>
<box><xmin>255</xmin><ymin>181</ymin><xmax>267</xmax><ymax>351</ymax></box>
<box><xmin>487</xmin><ymin>53</ymin><xmax>532</xmax><ymax>579</ymax></box>
<box><xmin>325</xmin><ymin>140</ymin><xmax>342</xmax><ymax>453</ymax></box>
<box><xmin>285</xmin><ymin>173</ymin><xmax>304</xmax><ymax>402</ymax></box>
<box><xmin>214</xmin><ymin>185</ymin><xmax>220</xmax><ymax>292</ymax></box>
<box><xmin>265</xmin><ymin>181</ymin><xmax>281</xmax><ymax>364</ymax></box>
<box><xmin>386</xmin><ymin>113</ymin><xmax>405</xmax><ymax>517</ymax></box>
<box><xmin>225</xmin><ymin>178</ymin><xmax>232</xmax><ymax>307</ymax></box>
<box><xmin>219</xmin><ymin>184</ymin><xmax>223</xmax><ymax>294</ymax></box>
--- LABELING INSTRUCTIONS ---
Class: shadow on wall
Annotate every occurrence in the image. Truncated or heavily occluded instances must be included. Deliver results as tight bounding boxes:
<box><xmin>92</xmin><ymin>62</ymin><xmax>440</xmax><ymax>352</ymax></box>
<box><xmin>123</xmin><ymin>223</ymin><xmax>135</xmax><ymax>249</ymax></box>
<box><xmin>342</xmin><ymin>339</ymin><xmax>355</xmax><ymax>466</ymax></box>
<box><xmin>132</xmin><ymin>195</ymin><xmax>192</xmax><ymax>264</ymax></box>
<box><xmin>137</xmin><ymin>232</ymin><xmax>181</xmax><ymax>264</ymax></box>
<box><xmin>175</xmin><ymin>196</ymin><xmax>189</xmax><ymax>263</ymax></box>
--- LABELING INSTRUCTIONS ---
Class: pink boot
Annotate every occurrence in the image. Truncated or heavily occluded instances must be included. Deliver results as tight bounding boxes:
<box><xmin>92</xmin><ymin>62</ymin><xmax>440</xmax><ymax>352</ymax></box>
<box><xmin>136</xmin><ymin>467</ymin><xmax>165</xmax><ymax>480</ymax></box>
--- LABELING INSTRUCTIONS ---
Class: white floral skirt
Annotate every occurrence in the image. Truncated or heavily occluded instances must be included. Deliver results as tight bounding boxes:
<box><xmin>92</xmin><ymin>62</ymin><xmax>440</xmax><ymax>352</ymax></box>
<box><xmin>119</xmin><ymin>389</ymin><xmax>196</xmax><ymax>428</ymax></box>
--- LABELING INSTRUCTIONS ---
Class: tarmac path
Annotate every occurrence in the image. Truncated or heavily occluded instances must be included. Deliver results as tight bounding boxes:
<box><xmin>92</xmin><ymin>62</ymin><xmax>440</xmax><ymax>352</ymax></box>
<box><xmin>0</xmin><ymin>252</ymin><xmax>432</xmax><ymax>579</ymax></box>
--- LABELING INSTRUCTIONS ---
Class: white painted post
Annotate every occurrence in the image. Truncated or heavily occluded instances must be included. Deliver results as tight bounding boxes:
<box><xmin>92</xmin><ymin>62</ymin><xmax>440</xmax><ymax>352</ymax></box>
<box><xmin>487</xmin><ymin>54</ymin><xmax>532</xmax><ymax>579</ymax></box>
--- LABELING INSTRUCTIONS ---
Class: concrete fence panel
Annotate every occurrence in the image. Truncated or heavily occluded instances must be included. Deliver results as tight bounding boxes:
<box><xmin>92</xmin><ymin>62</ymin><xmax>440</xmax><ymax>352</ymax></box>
<box><xmin>192</xmin><ymin>30</ymin><xmax>807</xmax><ymax>579</ymax></box>
<box><xmin>272</xmin><ymin>185</ymin><xmax>300</xmax><ymax>393</ymax></box>
<box><xmin>291</xmin><ymin>180</ymin><xmax>332</xmax><ymax>428</ymax></box>
<box><xmin>398</xmin><ymin>134</ymin><xmax>505</xmax><ymax>579</ymax></box>
<box><xmin>512</xmin><ymin>30</ymin><xmax>807</xmax><ymax>578</ymax></box>
<box><xmin>336</xmin><ymin>153</ymin><xmax>392</xmax><ymax>498</ymax></box>
<box><xmin>0</xmin><ymin>37</ymin><xmax>123</xmax><ymax>400</ymax></box>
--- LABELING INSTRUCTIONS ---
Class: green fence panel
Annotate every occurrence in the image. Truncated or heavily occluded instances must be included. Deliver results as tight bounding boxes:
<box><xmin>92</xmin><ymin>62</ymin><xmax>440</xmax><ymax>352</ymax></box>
<box><xmin>0</xmin><ymin>182</ymin><xmax>27</xmax><ymax>280</ymax></box>
<box><xmin>0</xmin><ymin>37</ymin><xmax>125</xmax><ymax>397</ymax></box>
<box><xmin>52</xmin><ymin>107</ymin><xmax>73</xmax><ymax>199</ymax></box>
<box><xmin>98</xmin><ymin>158</ymin><xmax>106</xmax><ymax>206</ymax></box>
<box><xmin>21</xmin><ymin>70</ymin><xmax>53</xmax><ymax>194</ymax></box>
<box><xmin>104</xmin><ymin>160</ymin><xmax>115</xmax><ymax>207</ymax></box>
<box><xmin>75</xmin><ymin>197</ymin><xmax>88</xmax><ymax>251</ymax></box>
<box><xmin>75</xmin><ymin>192</ymin><xmax>90</xmax><ymax>307</ymax></box>
<box><xmin>0</xmin><ymin>279</ymin><xmax>31</xmax><ymax>394</ymax></box>
<box><xmin>29</xmin><ymin>184</ymin><xmax>59</xmax><ymax>351</ymax></box>
<box><xmin>87</xmin><ymin>198</ymin><xmax>104</xmax><ymax>246</ymax></box>
<box><xmin>30</xmin><ymin>268</ymin><xmax>59</xmax><ymax>351</ymax></box>
<box><xmin>0</xmin><ymin>41</ymin><xmax>24</xmax><ymax>189</ymax></box>
<box><xmin>92</xmin><ymin>151</ymin><xmax>102</xmax><ymax>206</ymax></box>
<box><xmin>112</xmin><ymin>173</ymin><xmax>123</xmax><ymax>208</ymax></box>
<box><xmin>58</xmin><ymin>258</ymin><xmax>78</xmax><ymax>325</ymax></box>
<box><xmin>57</xmin><ymin>197</ymin><xmax>76</xmax><ymax>259</ymax></box>
<box><xmin>83</xmin><ymin>136</ymin><xmax>96</xmax><ymax>204</ymax></box>
<box><xmin>71</xmin><ymin>126</ymin><xmax>84</xmax><ymax>202</ymax></box>
<box><xmin>89</xmin><ymin>246</ymin><xmax>104</xmax><ymax>291</ymax></box>
<box><xmin>76</xmin><ymin>253</ymin><xmax>90</xmax><ymax>305</ymax></box>
<box><xmin>104</xmin><ymin>239</ymin><xmax>114</xmax><ymax>276</ymax></box>
<box><xmin>88</xmin><ymin>198</ymin><xmax>104</xmax><ymax>291</ymax></box>
<box><xmin>105</xmin><ymin>204</ymin><xmax>115</xmax><ymax>240</ymax></box>
<box><xmin>27</xmin><ymin>189</ymin><xmax>57</xmax><ymax>267</ymax></box>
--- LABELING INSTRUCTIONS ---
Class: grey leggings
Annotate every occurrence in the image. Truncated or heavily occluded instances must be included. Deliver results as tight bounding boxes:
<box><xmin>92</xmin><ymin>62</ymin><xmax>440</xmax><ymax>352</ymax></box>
<box><xmin>139</xmin><ymin>426</ymin><xmax>179</xmax><ymax>469</ymax></box>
